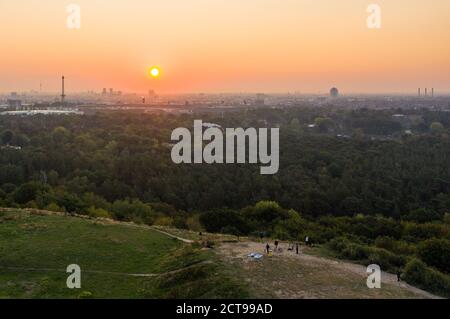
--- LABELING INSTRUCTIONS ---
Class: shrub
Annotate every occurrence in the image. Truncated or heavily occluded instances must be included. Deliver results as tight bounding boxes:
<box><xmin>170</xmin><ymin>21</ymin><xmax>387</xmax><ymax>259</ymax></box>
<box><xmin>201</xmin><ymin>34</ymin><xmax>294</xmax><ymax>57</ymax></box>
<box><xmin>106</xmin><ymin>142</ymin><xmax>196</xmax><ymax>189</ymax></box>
<box><xmin>45</xmin><ymin>202</ymin><xmax>63</xmax><ymax>212</ymax></box>
<box><xmin>375</xmin><ymin>237</ymin><xmax>416</xmax><ymax>255</ymax></box>
<box><xmin>328</xmin><ymin>237</ymin><xmax>407</xmax><ymax>271</ymax></box>
<box><xmin>87</xmin><ymin>206</ymin><xmax>111</xmax><ymax>219</ymax></box>
<box><xmin>153</xmin><ymin>216</ymin><xmax>174</xmax><ymax>226</ymax></box>
<box><xmin>417</xmin><ymin>239</ymin><xmax>450</xmax><ymax>274</ymax></box>
<box><xmin>367</xmin><ymin>248</ymin><xmax>407</xmax><ymax>272</ymax></box>
<box><xmin>403</xmin><ymin>259</ymin><xmax>450</xmax><ymax>298</ymax></box>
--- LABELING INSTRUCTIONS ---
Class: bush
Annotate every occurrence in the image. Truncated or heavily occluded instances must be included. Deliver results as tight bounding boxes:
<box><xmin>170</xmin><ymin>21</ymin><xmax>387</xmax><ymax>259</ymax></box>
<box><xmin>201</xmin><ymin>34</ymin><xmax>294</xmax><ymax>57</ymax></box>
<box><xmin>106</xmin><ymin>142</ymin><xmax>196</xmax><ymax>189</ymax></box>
<box><xmin>328</xmin><ymin>237</ymin><xmax>407</xmax><ymax>271</ymax></box>
<box><xmin>153</xmin><ymin>216</ymin><xmax>174</xmax><ymax>226</ymax></box>
<box><xmin>111</xmin><ymin>199</ymin><xmax>156</xmax><ymax>224</ymax></box>
<box><xmin>45</xmin><ymin>202</ymin><xmax>63</xmax><ymax>212</ymax></box>
<box><xmin>417</xmin><ymin>239</ymin><xmax>450</xmax><ymax>274</ymax></box>
<box><xmin>375</xmin><ymin>237</ymin><xmax>416</xmax><ymax>255</ymax></box>
<box><xmin>87</xmin><ymin>206</ymin><xmax>111</xmax><ymax>219</ymax></box>
<box><xmin>403</xmin><ymin>259</ymin><xmax>450</xmax><ymax>298</ymax></box>
<box><xmin>367</xmin><ymin>248</ymin><xmax>407</xmax><ymax>272</ymax></box>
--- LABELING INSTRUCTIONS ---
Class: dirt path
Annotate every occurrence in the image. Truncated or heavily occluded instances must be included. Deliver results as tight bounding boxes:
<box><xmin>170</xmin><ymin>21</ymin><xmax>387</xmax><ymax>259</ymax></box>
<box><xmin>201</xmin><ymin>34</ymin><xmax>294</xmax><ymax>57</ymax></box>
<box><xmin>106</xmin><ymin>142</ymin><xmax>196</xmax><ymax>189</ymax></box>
<box><xmin>1</xmin><ymin>208</ymin><xmax>194</xmax><ymax>244</ymax></box>
<box><xmin>2</xmin><ymin>260</ymin><xmax>211</xmax><ymax>278</ymax></box>
<box><xmin>218</xmin><ymin>241</ymin><xmax>443</xmax><ymax>299</ymax></box>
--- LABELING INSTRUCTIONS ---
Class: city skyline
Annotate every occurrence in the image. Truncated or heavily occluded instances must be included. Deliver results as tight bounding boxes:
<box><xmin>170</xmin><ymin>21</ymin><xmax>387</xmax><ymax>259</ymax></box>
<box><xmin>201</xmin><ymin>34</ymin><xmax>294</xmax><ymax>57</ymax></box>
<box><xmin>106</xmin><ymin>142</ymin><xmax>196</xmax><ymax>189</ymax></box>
<box><xmin>1</xmin><ymin>0</ymin><xmax>450</xmax><ymax>94</ymax></box>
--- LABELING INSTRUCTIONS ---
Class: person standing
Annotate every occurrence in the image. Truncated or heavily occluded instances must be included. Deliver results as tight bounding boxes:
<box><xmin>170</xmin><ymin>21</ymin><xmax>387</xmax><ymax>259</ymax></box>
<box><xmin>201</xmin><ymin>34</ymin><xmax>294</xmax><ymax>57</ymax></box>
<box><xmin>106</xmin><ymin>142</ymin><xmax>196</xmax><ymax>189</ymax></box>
<box><xmin>265</xmin><ymin>243</ymin><xmax>270</xmax><ymax>254</ymax></box>
<box><xmin>296</xmin><ymin>243</ymin><xmax>299</xmax><ymax>254</ymax></box>
<box><xmin>305</xmin><ymin>236</ymin><xmax>309</xmax><ymax>247</ymax></box>
<box><xmin>274</xmin><ymin>240</ymin><xmax>279</xmax><ymax>252</ymax></box>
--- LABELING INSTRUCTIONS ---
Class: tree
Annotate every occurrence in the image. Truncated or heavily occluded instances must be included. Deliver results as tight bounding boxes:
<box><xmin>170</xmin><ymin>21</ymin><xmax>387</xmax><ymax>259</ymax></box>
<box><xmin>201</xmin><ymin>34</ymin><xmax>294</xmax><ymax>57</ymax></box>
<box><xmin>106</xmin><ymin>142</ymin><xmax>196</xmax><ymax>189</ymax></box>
<box><xmin>200</xmin><ymin>208</ymin><xmax>249</xmax><ymax>234</ymax></box>
<box><xmin>430</xmin><ymin>122</ymin><xmax>445</xmax><ymax>135</ymax></box>
<box><xmin>52</xmin><ymin>126</ymin><xmax>70</xmax><ymax>144</ymax></box>
<box><xmin>314</xmin><ymin>117</ymin><xmax>335</xmax><ymax>133</ymax></box>
<box><xmin>13</xmin><ymin>182</ymin><xmax>49</xmax><ymax>204</ymax></box>
<box><xmin>1</xmin><ymin>130</ymin><xmax>14</xmax><ymax>145</ymax></box>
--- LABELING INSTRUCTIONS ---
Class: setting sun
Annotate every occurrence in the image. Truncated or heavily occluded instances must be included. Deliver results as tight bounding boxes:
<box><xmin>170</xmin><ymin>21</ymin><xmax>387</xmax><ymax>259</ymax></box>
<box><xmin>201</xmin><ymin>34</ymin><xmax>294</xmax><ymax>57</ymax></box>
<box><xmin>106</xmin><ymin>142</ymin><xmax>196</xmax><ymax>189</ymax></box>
<box><xmin>149</xmin><ymin>67</ymin><xmax>160</xmax><ymax>78</ymax></box>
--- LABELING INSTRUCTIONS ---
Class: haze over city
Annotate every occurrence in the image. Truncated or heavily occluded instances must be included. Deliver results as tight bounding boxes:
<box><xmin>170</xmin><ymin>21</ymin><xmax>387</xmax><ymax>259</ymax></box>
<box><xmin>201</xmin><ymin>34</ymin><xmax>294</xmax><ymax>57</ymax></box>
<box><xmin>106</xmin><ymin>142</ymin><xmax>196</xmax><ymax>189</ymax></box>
<box><xmin>1</xmin><ymin>0</ymin><xmax>450</xmax><ymax>94</ymax></box>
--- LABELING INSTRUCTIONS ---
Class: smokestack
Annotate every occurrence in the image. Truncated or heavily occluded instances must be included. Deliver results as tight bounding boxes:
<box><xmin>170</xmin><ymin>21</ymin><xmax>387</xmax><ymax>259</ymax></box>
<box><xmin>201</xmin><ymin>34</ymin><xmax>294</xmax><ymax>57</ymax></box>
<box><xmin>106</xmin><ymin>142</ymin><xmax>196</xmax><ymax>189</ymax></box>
<box><xmin>61</xmin><ymin>76</ymin><xmax>66</xmax><ymax>105</ymax></box>
<box><xmin>425</xmin><ymin>88</ymin><xmax>428</xmax><ymax>97</ymax></box>
<box><xmin>418</xmin><ymin>88</ymin><xmax>421</xmax><ymax>97</ymax></box>
<box><xmin>432</xmin><ymin>88</ymin><xmax>434</xmax><ymax>98</ymax></box>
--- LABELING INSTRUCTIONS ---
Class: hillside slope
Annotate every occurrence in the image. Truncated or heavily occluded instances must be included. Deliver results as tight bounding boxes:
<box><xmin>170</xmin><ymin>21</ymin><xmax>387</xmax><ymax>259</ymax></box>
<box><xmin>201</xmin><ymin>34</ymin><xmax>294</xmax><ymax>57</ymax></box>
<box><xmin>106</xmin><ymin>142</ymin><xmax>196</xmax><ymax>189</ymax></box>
<box><xmin>0</xmin><ymin>209</ymin><xmax>247</xmax><ymax>299</ymax></box>
<box><xmin>0</xmin><ymin>208</ymin><xmax>442</xmax><ymax>299</ymax></box>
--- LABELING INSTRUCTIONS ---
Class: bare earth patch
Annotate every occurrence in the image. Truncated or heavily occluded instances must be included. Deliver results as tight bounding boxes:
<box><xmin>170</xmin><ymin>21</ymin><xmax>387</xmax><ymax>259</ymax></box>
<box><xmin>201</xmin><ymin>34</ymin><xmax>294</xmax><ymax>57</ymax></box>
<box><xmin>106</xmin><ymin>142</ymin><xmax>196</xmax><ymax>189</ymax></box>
<box><xmin>217</xmin><ymin>241</ymin><xmax>441</xmax><ymax>299</ymax></box>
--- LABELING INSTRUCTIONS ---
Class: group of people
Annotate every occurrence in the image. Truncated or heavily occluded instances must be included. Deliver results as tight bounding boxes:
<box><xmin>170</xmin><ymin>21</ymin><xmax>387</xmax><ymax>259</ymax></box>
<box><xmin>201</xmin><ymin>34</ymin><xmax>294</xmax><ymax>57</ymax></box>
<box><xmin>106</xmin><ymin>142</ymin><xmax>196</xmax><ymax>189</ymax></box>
<box><xmin>265</xmin><ymin>236</ymin><xmax>312</xmax><ymax>255</ymax></box>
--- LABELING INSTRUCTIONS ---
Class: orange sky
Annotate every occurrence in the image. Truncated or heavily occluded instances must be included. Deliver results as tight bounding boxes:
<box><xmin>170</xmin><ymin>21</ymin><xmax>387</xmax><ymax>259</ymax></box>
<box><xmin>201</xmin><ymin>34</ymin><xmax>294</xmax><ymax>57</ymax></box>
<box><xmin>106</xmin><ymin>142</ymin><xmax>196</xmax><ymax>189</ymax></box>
<box><xmin>1</xmin><ymin>0</ymin><xmax>450</xmax><ymax>94</ymax></box>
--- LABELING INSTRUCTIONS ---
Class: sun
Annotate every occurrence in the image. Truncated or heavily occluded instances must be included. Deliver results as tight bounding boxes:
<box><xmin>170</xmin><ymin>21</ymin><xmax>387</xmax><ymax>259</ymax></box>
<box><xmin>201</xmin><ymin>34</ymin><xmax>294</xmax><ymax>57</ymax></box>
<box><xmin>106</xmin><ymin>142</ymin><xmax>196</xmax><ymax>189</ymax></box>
<box><xmin>149</xmin><ymin>67</ymin><xmax>160</xmax><ymax>78</ymax></box>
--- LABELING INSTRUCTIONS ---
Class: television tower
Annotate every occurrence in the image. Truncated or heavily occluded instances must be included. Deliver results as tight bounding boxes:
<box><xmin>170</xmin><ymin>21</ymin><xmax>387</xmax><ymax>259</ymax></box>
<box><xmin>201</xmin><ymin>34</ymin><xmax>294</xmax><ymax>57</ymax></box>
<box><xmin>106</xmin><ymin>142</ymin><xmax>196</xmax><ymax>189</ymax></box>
<box><xmin>61</xmin><ymin>76</ymin><xmax>66</xmax><ymax>105</ymax></box>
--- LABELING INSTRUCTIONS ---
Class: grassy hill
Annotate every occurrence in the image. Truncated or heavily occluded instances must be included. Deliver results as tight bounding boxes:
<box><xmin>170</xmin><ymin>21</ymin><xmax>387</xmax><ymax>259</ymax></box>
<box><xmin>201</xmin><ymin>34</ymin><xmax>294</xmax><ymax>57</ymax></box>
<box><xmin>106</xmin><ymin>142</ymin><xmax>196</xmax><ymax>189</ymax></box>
<box><xmin>0</xmin><ymin>209</ymin><xmax>441</xmax><ymax>299</ymax></box>
<box><xmin>0</xmin><ymin>209</ymin><xmax>248</xmax><ymax>299</ymax></box>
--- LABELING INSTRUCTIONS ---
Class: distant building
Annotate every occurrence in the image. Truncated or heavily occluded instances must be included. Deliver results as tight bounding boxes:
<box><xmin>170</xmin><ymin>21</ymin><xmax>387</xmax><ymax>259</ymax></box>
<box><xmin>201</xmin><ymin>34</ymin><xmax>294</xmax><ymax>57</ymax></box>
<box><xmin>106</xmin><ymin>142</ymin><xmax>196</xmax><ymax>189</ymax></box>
<box><xmin>330</xmin><ymin>87</ymin><xmax>339</xmax><ymax>98</ymax></box>
<box><xmin>7</xmin><ymin>99</ymin><xmax>22</xmax><ymax>110</ymax></box>
<box><xmin>255</xmin><ymin>93</ymin><xmax>266</xmax><ymax>105</ymax></box>
<box><xmin>102</xmin><ymin>88</ymin><xmax>107</xmax><ymax>95</ymax></box>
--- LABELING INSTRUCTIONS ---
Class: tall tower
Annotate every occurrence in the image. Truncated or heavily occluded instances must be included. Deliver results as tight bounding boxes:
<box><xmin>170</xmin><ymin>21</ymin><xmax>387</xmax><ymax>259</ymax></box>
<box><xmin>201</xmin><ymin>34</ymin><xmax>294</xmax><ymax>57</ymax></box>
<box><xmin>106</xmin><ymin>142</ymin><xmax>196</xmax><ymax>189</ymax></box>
<box><xmin>418</xmin><ymin>88</ymin><xmax>421</xmax><ymax>97</ymax></box>
<box><xmin>61</xmin><ymin>76</ymin><xmax>66</xmax><ymax>105</ymax></box>
<box><xmin>432</xmin><ymin>88</ymin><xmax>434</xmax><ymax>98</ymax></box>
<box><xmin>425</xmin><ymin>88</ymin><xmax>428</xmax><ymax>97</ymax></box>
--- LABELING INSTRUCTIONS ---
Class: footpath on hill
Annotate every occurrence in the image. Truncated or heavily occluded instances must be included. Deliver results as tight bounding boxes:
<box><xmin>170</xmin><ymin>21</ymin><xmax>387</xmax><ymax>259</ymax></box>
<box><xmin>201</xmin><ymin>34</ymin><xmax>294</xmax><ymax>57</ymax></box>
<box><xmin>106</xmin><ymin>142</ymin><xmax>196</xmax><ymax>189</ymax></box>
<box><xmin>1</xmin><ymin>208</ymin><xmax>443</xmax><ymax>299</ymax></box>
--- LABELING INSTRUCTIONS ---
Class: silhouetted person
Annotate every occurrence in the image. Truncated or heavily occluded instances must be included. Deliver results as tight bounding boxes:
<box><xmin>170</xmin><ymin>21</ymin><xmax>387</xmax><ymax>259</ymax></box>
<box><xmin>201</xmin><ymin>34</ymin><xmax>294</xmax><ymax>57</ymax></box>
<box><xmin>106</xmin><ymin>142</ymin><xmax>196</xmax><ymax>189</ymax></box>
<box><xmin>397</xmin><ymin>270</ymin><xmax>402</xmax><ymax>282</ymax></box>
<box><xmin>296</xmin><ymin>243</ymin><xmax>299</xmax><ymax>254</ymax></box>
<box><xmin>265</xmin><ymin>243</ymin><xmax>270</xmax><ymax>254</ymax></box>
<box><xmin>274</xmin><ymin>240</ymin><xmax>279</xmax><ymax>252</ymax></box>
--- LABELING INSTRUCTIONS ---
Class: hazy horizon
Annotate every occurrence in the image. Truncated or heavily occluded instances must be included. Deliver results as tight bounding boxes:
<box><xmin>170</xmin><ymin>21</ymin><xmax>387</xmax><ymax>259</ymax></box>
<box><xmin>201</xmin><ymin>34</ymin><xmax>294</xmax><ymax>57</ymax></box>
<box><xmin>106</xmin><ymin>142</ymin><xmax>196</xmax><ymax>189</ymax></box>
<box><xmin>1</xmin><ymin>0</ymin><xmax>450</xmax><ymax>94</ymax></box>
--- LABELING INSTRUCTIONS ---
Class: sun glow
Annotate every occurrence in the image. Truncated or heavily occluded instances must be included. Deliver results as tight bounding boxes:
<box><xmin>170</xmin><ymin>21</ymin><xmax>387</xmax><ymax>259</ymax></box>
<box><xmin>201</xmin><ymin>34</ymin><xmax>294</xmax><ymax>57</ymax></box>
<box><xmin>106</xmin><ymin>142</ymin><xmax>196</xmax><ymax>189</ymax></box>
<box><xmin>149</xmin><ymin>67</ymin><xmax>160</xmax><ymax>78</ymax></box>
